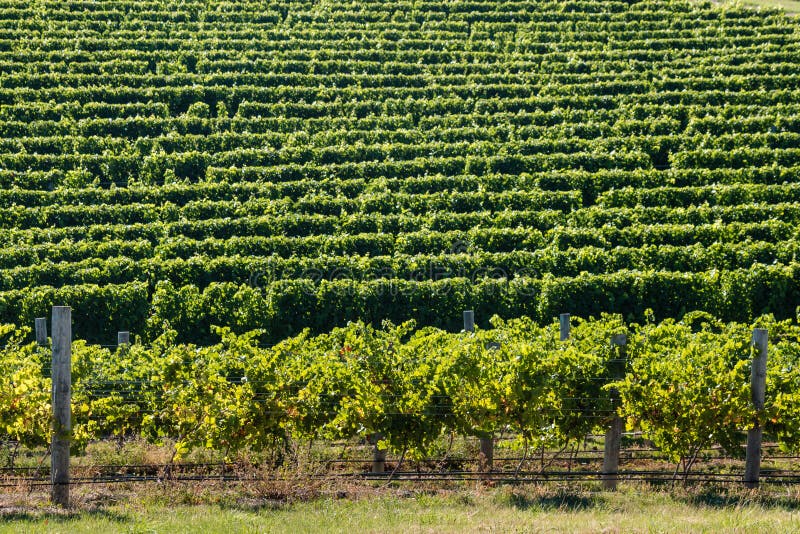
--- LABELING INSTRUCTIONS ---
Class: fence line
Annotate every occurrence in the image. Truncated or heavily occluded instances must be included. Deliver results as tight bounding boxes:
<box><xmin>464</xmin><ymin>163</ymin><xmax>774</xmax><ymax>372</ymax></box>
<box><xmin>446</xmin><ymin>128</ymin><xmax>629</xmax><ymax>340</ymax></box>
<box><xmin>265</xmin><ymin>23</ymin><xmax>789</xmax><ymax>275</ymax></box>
<box><xmin>13</xmin><ymin>307</ymin><xmax>777</xmax><ymax>502</ymax></box>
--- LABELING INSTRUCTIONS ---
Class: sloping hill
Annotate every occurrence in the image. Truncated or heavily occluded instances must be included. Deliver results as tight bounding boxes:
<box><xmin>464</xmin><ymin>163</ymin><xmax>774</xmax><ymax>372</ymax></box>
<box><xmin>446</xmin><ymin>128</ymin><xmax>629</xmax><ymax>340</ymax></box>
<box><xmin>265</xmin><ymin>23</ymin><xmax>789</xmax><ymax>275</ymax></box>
<box><xmin>1</xmin><ymin>0</ymin><xmax>800</xmax><ymax>342</ymax></box>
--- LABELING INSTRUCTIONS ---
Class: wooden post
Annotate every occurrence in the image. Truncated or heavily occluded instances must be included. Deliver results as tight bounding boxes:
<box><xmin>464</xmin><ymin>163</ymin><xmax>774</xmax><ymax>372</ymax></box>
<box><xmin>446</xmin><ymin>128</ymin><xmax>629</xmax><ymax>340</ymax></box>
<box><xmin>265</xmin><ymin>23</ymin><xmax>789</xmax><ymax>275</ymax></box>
<box><xmin>603</xmin><ymin>334</ymin><xmax>627</xmax><ymax>490</ymax></box>
<box><xmin>463</xmin><ymin>310</ymin><xmax>474</xmax><ymax>333</ymax></box>
<box><xmin>479</xmin><ymin>434</ymin><xmax>493</xmax><ymax>475</ymax></box>
<box><xmin>560</xmin><ymin>313</ymin><xmax>570</xmax><ymax>341</ymax></box>
<box><xmin>464</xmin><ymin>310</ymin><xmax>493</xmax><ymax>474</ymax></box>
<box><xmin>51</xmin><ymin>306</ymin><xmax>71</xmax><ymax>507</ymax></box>
<box><xmin>117</xmin><ymin>331</ymin><xmax>130</xmax><ymax>347</ymax></box>
<box><xmin>35</xmin><ymin>317</ymin><xmax>47</xmax><ymax>347</ymax></box>
<box><xmin>372</xmin><ymin>433</ymin><xmax>386</xmax><ymax>474</ymax></box>
<box><xmin>744</xmin><ymin>328</ymin><xmax>768</xmax><ymax>489</ymax></box>
<box><xmin>481</xmin><ymin>340</ymin><xmax>501</xmax><ymax>474</ymax></box>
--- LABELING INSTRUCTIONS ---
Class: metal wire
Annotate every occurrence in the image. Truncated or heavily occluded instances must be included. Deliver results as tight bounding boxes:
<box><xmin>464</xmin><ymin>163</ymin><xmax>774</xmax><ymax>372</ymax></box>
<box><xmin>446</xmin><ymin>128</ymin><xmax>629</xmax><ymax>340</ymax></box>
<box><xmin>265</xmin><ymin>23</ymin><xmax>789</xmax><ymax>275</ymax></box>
<box><xmin>4</xmin><ymin>445</ymin><xmax>800</xmax><ymax>490</ymax></box>
<box><xmin>7</xmin><ymin>469</ymin><xmax>800</xmax><ymax>488</ymax></box>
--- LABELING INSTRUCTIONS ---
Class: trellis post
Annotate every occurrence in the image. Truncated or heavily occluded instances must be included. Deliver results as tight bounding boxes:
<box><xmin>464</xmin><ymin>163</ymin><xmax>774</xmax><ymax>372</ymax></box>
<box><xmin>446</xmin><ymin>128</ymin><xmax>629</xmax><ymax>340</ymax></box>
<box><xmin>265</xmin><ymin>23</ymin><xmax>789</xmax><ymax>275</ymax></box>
<box><xmin>603</xmin><ymin>334</ymin><xmax>627</xmax><ymax>490</ymax></box>
<box><xmin>51</xmin><ymin>306</ymin><xmax>71</xmax><ymax>507</ymax></box>
<box><xmin>560</xmin><ymin>313</ymin><xmax>570</xmax><ymax>341</ymax></box>
<box><xmin>744</xmin><ymin>328</ymin><xmax>768</xmax><ymax>489</ymax></box>
<box><xmin>464</xmin><ymin>310</ymin><xmax>494</xmax><ymax>475</ymax></box>
<box><xmin>35</xmin><ymin>317</ymin><xmax>48</xmax><ymax>347</ymax></box>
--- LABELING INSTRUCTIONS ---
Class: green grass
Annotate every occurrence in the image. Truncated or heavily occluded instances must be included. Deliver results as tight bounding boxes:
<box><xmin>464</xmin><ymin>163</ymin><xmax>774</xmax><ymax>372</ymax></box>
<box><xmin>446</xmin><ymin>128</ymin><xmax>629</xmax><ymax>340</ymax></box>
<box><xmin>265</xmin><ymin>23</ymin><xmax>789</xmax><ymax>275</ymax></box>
<box><xmin>3</xmin><ymin>487</ymin><xmax>800</xmax><ymax>533</ymax></box>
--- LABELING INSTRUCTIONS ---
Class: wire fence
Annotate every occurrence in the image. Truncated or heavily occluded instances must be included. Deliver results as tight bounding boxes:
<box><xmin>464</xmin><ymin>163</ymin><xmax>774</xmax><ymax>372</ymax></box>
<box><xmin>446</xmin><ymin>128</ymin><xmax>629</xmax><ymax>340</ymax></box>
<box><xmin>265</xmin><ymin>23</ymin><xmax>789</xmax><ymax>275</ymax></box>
<box><xmin>3</xmin><ymin>310</ymin><xmax>784</xmax><ymax>503</ymax></box>
<box><xmin>3</xmin><ymin>437</ymin><xmax>800</xmax><ymax>490</ymax></box>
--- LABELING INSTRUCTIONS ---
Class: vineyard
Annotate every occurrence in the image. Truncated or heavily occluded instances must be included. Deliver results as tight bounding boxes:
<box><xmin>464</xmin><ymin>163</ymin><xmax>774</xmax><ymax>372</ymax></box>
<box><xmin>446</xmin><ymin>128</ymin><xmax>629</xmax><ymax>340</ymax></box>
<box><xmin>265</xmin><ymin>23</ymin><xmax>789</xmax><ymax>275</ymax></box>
<box><xmin>0</xmin><ymin>0</ymin><xmax>798</xmax><ymax>343</ymax></box>
<box><xmin>5</xmin><ymin>311</ymin><xmax>800</xmax><ymax>489</ymax></box>
<box><xmin>4</xmin><ymin>0</ymin><xmax>800</xmax><ymax>506</ymax></box>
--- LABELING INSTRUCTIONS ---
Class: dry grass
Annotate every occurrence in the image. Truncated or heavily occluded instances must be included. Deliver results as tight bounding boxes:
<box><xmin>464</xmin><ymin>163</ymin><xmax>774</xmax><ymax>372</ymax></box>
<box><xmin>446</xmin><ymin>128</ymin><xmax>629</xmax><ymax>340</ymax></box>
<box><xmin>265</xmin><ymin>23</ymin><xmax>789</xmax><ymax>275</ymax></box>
<box><xmin>710</xmin><ymin>0</ymin><xmax>800</xmax><ymax>14</ymax></box>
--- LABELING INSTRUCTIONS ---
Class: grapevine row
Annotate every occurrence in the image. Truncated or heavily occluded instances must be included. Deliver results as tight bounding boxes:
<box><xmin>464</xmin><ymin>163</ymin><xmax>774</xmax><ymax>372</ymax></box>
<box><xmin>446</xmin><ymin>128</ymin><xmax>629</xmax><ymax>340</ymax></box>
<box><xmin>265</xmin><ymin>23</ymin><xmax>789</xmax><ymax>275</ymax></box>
<box><xmin>3</xmin><ymin>311</ymin><xmax>800</xmax><ymax>477</ymax></box>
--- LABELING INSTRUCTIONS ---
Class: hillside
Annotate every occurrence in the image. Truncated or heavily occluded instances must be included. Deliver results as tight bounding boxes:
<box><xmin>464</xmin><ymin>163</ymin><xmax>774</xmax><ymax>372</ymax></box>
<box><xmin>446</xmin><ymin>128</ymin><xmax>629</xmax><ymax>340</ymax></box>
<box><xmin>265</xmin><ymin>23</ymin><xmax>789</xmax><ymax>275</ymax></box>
<box><xmin>1</xmin><ymin>0</ymin><xmax>800</xmax><ymax>343</ymax></box>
